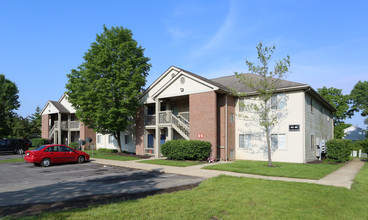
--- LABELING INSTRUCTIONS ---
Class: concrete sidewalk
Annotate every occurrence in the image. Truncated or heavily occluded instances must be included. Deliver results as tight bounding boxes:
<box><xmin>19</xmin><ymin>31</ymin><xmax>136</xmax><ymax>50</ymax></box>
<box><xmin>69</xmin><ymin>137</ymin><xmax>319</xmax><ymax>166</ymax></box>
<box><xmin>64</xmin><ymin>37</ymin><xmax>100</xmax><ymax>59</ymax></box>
<box><xmin>91</xmin><ymin>158</ymin><xmax>366</xmax><ymax>189</ymax></box>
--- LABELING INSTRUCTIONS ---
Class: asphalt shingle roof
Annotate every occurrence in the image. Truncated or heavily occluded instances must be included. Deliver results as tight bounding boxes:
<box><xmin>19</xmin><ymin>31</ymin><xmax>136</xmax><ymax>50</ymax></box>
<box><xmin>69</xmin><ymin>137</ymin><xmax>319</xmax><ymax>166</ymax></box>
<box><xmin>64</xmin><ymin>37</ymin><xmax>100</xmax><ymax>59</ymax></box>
<box><xmin>50</xmin><ymin>101</ymin><xmax>70</xmax><ymax>113</ymax></box>
<box><xmin>210</xmin><ymin>74</ymin><xmax>307</xmax><ymax>94</ymax></box>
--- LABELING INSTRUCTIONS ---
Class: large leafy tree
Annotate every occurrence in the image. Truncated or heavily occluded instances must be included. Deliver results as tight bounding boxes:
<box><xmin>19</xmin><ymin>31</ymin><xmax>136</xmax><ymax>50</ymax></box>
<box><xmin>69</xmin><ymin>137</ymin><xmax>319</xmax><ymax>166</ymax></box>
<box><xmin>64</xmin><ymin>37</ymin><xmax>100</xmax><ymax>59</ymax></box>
<box><xmin>317</xmin><ymin>87</ymin><xmax>353</xmax><ymax>125</ymax></box>
<box><xmin>29</xmin><ymin>106</ymin><xmax>42</xmax><ymax>138</ymax></box>
<box><xmin>66</xmin><ymin>25</ymin><xmax>151</xmax><ymax>152</ymax></box>
<box><xmin>0</xmin><ymin>74</ymin><xmax>20</xmax><ymax>138</ymax></box>
<box><xmin>317</xmin><ymin>87</ymin><xmax>353</xmax><ymax>138</ymax></box>
<box><xmin>11</xmin><ymin>115</ymin><xmax>31</xmax><ymax>138</ymax></box>
<box><xmin>350</xmin><ymin>81</ymin><xmax>368</xmax><ymax>126</ymax></box>
<box><xmin>235</xmin><ymin>42</ymin><xmax>291</xmax><ymax>167</ymax></box>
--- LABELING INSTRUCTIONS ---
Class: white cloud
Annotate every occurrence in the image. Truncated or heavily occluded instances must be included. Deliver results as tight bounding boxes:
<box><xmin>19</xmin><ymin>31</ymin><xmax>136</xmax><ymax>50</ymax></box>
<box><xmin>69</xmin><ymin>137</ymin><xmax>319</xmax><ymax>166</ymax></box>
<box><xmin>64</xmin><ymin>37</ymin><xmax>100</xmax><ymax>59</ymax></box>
<box><xmin>192</xmin><ymin>0</ymin><xmax>237</xmax><ymax>57</ymax></box>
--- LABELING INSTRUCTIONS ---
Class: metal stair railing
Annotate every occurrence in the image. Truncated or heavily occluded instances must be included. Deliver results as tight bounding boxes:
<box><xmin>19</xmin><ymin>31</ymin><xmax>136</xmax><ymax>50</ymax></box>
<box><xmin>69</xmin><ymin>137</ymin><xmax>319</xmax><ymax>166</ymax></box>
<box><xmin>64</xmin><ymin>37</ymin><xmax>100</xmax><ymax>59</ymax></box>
<box><xmin>49</xmin><ymin>124</ymin><xmax>55</xmax><ymax>139</ymax></box>
<box><xmin>171</xmin><ymin>114</ymin><xmax>190</xmax><ymax>139</ymax></box>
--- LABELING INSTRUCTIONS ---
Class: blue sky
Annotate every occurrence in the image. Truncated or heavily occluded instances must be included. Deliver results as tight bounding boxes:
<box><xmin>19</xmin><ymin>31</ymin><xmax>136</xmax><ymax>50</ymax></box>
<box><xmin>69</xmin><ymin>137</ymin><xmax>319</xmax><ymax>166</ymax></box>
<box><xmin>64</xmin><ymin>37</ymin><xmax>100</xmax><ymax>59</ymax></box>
<box><xmin>1</xmin><ymin>0</ymin><xmax>367</xmax><ymax>127</ymax></box>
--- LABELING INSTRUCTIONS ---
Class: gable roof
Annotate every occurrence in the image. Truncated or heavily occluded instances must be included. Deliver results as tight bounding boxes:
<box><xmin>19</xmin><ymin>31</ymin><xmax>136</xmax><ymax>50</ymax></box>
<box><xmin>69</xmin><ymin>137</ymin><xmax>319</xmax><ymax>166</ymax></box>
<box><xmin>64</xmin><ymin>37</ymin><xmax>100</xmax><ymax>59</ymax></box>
<box><xmin>141</xmin><ymin>65</ymin><xmax>336</xmax><ymax>111</ymax></box>
<box><xmin>49</xmin><ymin>101</ymin><xmax>70</xmax><ymax>113</ymax></box>
<box><xmin>210</xmin><ymin>74</ymin><xmax>308</xmax><ymax>94</ymax></box>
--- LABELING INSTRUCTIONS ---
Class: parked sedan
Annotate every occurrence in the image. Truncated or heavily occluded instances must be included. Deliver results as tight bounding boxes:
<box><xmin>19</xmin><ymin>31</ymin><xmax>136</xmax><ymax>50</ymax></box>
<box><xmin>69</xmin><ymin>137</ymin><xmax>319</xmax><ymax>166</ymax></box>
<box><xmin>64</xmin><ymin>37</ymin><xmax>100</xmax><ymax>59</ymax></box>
<box><xmin>24</xmin><ymin>144</ymin><xmax>90</xmax><ymax>167</ymax></box>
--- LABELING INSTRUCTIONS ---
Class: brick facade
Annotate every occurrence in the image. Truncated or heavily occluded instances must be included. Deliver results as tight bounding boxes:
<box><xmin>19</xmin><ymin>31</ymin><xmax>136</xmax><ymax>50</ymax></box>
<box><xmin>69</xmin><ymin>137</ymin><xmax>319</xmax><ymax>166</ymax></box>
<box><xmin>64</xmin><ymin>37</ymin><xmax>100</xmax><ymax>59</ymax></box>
<box><xmin>189</xmin><ymin>91</ymin><xmax>217</xmax><ymax>159</ymax></box>
<box><xmin>80</xmin><ymin>123</ymin><xmax>96</xmax><ymax>146</ymax></box>
<box><xmin>41</xmin><ymin>114</ymin><xmax>49</xmax><ymax>139</ymax></box>
<box><xmin>135</xmin><ymin>106</ymin><xmax>145</xmax><ymax>155</ymax></box>
<box><xmin>217</xmin><ymin>95</ymin><xmax>236</xmax><ymax>160</ymax></box>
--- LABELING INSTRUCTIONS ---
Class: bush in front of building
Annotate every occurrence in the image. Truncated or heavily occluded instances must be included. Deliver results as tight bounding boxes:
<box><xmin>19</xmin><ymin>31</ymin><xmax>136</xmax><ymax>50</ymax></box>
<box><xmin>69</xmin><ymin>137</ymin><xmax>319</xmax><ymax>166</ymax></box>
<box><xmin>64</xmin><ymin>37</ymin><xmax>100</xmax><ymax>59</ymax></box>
<box><xmin>98</xmin><ymin>148</ymin><xmax>118</xmax><ymax>153</ymax></box>
<box><xmin>30</xmin><ymin>138</ymin><xmax>49</xmax><ymax>148</ymax></box>
<box><xmin>326</xmin><ymin>139</ymin><xmax>353</xmax><ymax>162</ymax></box>
<box><xmin>354</xmin><ymin>139</ymin><xmax>368</xmax><ymax>153</ymax></box>
<box><xmin>69</xmin><ymin>142</ymin><xmax>79</xmax><ymax>149</ymax></box>
<box><xmin>161</xmin><ymin>139</ymin><xmax>211</xmax><ymax>161</ymax></box>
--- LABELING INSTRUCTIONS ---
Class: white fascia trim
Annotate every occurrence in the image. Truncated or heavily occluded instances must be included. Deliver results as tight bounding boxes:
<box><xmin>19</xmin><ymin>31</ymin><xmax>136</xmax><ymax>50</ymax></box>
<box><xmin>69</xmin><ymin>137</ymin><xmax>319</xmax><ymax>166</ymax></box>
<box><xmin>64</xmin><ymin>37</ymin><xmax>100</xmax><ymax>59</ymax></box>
<box><xmin>58</xmin><ymin>93</ymin><xmax>68</xmax><ymax>103</ymax></box>
<box><xmin>140</xmin><ymin>66</ymin><xmax>181</xmax><ymax>98</ymax></box>
<box><xmin>40</xmin><ymin>101</ymin><xmax>52</xmax><ymax>115</ymax></box>
<box><xmin>151</xmin><ymin>71</ymin><xmax>219</xmax><ymax>100</ymax></box>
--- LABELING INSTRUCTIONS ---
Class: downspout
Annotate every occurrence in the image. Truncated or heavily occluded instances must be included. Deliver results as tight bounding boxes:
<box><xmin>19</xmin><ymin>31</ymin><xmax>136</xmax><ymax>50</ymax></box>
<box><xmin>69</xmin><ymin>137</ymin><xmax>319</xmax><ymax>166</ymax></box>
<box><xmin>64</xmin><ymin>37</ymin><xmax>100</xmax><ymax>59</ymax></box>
<box><xmin>225</xmin><ymin>95</ymin><xmax>228</xmax><ymax>161</ymax></box>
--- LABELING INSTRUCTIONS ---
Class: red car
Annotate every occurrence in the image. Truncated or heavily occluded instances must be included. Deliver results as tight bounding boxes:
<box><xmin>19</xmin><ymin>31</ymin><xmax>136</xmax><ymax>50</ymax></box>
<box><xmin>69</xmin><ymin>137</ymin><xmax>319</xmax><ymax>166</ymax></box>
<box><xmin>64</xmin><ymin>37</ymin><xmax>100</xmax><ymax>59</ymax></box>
<box><xmin>24</xmin><ymin>144</ymin><xmax>90</xmax><ymax>167</ymax></box>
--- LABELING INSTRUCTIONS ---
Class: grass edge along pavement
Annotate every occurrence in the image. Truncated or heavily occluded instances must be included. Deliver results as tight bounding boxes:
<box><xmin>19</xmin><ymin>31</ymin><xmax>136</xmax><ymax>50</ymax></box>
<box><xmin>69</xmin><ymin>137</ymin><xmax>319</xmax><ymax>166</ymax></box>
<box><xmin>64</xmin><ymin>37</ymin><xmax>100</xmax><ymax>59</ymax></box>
<box><xmin>0</xmin><ymin>158</ymin><xmax>25</xmax><ymax>164</ymax></box>
<box><xmin>137</xmin><ymin>159</ymin><xmax>204</xmax><ymax>167</ymax></box>
<box><xmin>87</xmin><ymin>151</ymin><xmax>141</xmax><ymax>161</ymax></box>
<box><xmin>12</xmin><ymin>163</ymin><xmax>368</xmax><ymax>220</ymax></box>
<box><xmin>203</xmin><ymin>160</ymin><xmax>345</xmax><ymax>179</ymax></box>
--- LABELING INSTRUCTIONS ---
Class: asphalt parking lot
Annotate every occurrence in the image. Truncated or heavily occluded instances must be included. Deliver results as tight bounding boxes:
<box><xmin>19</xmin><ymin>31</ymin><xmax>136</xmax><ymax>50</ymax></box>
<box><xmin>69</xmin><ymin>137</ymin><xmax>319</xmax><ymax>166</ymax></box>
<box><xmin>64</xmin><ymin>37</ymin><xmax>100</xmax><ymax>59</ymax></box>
<box><xmin>0</xmin><ymin>152</ymin><xmax>23</xmax><ymax>160</ymax></box>
<box><xmin>0</xmin><ymin>159</ymin><xmax>205</xmax><ymax>207</ymax></box>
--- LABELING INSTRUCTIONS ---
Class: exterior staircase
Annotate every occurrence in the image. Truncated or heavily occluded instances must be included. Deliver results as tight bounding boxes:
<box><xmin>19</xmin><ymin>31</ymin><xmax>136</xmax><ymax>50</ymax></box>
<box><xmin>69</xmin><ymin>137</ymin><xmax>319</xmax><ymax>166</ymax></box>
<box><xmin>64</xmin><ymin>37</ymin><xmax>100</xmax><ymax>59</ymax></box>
<box><xmin>171</xmin><ymin>114</ymin><xmax>190</xmax><ymax>140</ymax></box>
<box><xmin>49</xmin><ymin>124</ymin><xmax>55</xmax><ymax>139</ymax></box>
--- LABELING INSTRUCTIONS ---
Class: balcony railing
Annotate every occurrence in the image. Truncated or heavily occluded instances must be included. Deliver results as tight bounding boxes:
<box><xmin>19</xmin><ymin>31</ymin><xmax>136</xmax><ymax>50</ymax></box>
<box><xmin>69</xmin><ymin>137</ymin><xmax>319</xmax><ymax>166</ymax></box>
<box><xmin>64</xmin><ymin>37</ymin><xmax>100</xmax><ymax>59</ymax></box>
<box><xmin>52</xmin><ymin>121</ymin><xmax>80</xmax><ymax>130</ymax></box>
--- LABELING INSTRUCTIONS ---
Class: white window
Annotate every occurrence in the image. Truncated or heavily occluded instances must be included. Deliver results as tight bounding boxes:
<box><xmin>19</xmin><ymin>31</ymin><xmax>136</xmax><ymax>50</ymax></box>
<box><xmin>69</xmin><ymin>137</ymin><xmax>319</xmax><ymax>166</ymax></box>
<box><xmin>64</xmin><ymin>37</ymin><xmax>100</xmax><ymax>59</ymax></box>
<box><xmin>97</xmin><ymin>135</ymin><xmax>102</xmax><ymax>144</ymax></box>
<box><xmin>271</xmin><ymin>134</ymin><xmax>286</xmax><ymax>150</ymax></box>
<box><xmin>239</xmin><ymin>134</ymin><xmax>251</xmax><ymax>149</ymax></box>
<box><xmin>108</xmin><ymin>135</ymin><xmax>114</xmax><ymax>144</ymax></box>
<box><xmin>125</xmin><ymin>134</ymin><xmax>129</xmax><ymax>144</ymax></box>
<box><xmin>271</xmin><ymin>94</ymin><xmax>286</xmax><ymax>110</ymax></box>
<box><xmin>239</xmin><ymin>98</ymin><xmax>244</xmax><ymax>112</ymax></box>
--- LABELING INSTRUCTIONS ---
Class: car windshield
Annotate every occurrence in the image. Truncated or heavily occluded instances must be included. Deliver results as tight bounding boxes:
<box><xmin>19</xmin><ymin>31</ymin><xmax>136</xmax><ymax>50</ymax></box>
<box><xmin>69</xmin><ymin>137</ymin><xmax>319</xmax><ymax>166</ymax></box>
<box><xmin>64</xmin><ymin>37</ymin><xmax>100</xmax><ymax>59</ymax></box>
<box><xmin>34</xmin><ymin>145</ymin><xmax>48</xmax><ymax>151</ymax></box>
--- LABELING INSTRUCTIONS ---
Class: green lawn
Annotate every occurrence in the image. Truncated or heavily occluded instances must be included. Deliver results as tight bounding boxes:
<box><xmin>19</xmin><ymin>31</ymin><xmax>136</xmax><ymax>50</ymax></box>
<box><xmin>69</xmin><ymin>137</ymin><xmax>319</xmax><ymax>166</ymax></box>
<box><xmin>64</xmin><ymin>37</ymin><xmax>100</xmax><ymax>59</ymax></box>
<box><xmin>88</xmin><ymin>152</ymin><xmax>140</xmax><ymax>161</ymax></box>
<box><xmin>0</xmin><ymin>158</ymin><xmax>25</xmax><ymax>164</ymax></box>
<box><xmin>15</xmin><ymin>163</ymin><xmax>368</xmax><ymax>219</ymax></box>
<box><xmin>138</xmin><ymin>159</ymin><xmax>203</xmax><ymax>167</ymax></box>
<box><xmin>203</xmin><ymin>160</ymin><xmax>345</xmax><ymax>179</ymax></box>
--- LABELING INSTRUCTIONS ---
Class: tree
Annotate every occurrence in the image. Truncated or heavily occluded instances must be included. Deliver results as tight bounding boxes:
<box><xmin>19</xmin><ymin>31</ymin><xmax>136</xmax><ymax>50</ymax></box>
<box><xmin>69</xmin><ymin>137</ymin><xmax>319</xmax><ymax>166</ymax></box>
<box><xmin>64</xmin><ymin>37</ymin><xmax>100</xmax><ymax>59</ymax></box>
<box><xmin>235</xmin><ymin>42</ymin><xmax>291</xmax><ymax>167</ymax></box>
<box><xmin>350</xmin><ymin>81</ymin><xmax>368</xmax><ymax>126</ymax></box>
<box><xmin>66</xmin><ymin>25</ymin><xmax>151</xmax><ymax>152</ymax></box>
<box><xmin>29</xmin><ymin>106</ymin><xmax>42</xmax><ymax>138</ymax></box>
<box><xmin>0</xmin><ymin>74</ymin><xmax>20</xmax><ymax>138</ymax></box>
<box><xmin>317</xmin><ymin>87</ymin><xmax>353</xmax><ymax>125</ymax></box>
<box><xmin>11</xmin><ymin>115</ymin><xmax>31</xmax><ymax>138</ymax></box>
<box><xmin>317</xmin><ymin>87</ymin><xmax>354</xmax><ymax>138</ymax></box>
<box><xmin>334</xmin><ymin>123</ymin><xmax>352</xmax><ymax>139</ymax></box>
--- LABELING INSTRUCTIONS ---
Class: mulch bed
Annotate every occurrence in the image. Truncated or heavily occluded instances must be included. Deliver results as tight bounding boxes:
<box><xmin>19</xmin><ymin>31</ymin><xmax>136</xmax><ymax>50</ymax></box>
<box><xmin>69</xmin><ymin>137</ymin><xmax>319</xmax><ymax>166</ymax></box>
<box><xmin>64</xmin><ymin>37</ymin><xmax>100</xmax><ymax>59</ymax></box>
<box><xmin>0</xmin><ymin>183</ymin><xmax>199</xmax><ymax>218</ymax></box>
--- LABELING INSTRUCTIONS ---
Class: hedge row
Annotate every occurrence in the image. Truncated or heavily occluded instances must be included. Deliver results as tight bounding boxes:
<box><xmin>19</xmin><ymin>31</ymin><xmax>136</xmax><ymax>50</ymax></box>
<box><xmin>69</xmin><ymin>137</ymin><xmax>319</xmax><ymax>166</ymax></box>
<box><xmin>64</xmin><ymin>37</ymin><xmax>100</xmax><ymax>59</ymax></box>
<box><xmin>161</xmin><ymin>139</ymin><xmax>211</xmax><ymax>161</ymax></box>
<box><xmin>30</xmin><ymin>138</ymin><xmax>50</xmax><ymax>148</ymax></box>
<box><xmin>69</xmin><ymin>142</ymin><xmax>79</xmax><ymax>149</ymax></box>
<box><xmin>353</xmin><ymin>139</ymin><xmax>368</xmax><ymax>153</ymax></box>
<box><xmin>326</xmin><ymin>139</ymin><xmax>353</xmax><ymax>163</ymax></box>
<box><xmin>98</xmin><ymin>148</ymin><xmax>118</xmax><ymax>153</ymax></box>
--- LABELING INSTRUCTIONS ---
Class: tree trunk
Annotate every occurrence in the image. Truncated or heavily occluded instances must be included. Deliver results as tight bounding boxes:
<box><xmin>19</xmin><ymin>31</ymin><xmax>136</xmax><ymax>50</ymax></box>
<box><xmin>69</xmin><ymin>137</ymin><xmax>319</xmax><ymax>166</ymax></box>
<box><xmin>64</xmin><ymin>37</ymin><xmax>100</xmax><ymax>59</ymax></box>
<box><xmin>114</xmin><ymin>132</ymin><xmax>122</xmax><ymax>153</ymax></box>
<box><xmin>266</xmin><ymin>126</ymin><xmax>272</xmax><ymax>167</ymax></box>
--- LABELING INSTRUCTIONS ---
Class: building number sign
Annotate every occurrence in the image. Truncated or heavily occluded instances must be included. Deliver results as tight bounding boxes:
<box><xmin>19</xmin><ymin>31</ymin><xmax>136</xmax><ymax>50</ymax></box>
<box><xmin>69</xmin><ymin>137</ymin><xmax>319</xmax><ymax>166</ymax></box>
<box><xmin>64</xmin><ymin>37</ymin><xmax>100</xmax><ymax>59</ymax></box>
<box><xmin>197</xmin><ymin>133</ymin><xmax>204</xmax><ymax>138</ymax></box>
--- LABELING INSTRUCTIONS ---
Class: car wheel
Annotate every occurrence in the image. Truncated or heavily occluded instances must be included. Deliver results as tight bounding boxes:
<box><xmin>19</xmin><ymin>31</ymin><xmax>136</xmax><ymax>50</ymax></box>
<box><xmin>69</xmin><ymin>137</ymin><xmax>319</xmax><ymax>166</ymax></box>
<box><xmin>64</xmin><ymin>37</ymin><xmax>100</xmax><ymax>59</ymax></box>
<box><xmin>78</xmin><ymin>156</ymin><xmax>86</xmax><ymax>163</ymax></box>
<box><xmin>41</xmin><ymin>158</ymin><xmax>51</xmax><ymax>167</ymax></box>
<box><xmin>16</xmin><ymin>148</ymin><xmax>24</xmax><ymax>155</ymax></box>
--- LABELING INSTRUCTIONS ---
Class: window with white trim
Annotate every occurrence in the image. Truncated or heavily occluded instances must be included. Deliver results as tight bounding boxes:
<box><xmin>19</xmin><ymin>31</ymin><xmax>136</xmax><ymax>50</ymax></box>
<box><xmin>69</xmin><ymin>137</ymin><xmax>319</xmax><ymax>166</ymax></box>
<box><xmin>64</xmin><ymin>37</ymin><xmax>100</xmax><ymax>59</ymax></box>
<box><xmin>239</xmin><ymin>98</ymin><xmax>245</xmax><ymax>112</ymax></box>
<box><xmin>239</xmin><ymin>134</ymin><xmax>251</xmax><ymax>149</ymax></box>
<box><xmin>271</xmin><ymin>134</ymin><xmax>286</xmax><ymax>150</ymax></box>
<box><xmin>108</xmin><ymin>135</ymin><xmax>114</xmax><ymax>144</ymax></box>
<box><xmin>271</xmin><ymin>94</ymin><xmax>286</xmax><ymax>110</ymax></box>
<box><xmin>125</xmin><ymin>134</ymin><xmax>129</xmax><ymax>144</ymax></box>
<box><xmin>97</xmin><ymin>135</ymin><xmax>102</xmax><ymax>144</ymax></box>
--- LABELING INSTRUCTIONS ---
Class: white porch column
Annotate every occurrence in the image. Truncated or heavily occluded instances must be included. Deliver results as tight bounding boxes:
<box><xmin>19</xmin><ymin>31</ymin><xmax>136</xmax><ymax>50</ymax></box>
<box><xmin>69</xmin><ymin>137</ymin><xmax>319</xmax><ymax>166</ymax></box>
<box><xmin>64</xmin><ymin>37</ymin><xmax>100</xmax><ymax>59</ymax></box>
<box><xmin>67</xmin><ymin>114</ymin><xmax>71</xmax><ymax>145</ymax></box>
<box><xmin>155</xmin><ymin>98</ymin><xmax>161</xmax><ymax>158</ymax></box>
<box><xmin>58</xmin><ymin>113</ymin><xmax>62</xmax><ymax>144</ymax></box>
<box><xmin>167</xmin><ymin>126</ymin><xmax>173</xmax><ymax>141</ymax></box>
